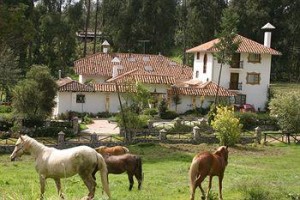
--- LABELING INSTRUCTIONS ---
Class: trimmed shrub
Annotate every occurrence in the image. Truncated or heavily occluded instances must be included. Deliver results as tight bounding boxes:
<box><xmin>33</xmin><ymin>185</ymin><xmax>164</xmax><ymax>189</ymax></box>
<box><xmin>160</xmin><ymin>110</ymin><xmax>179</xmax><ymax>120</ymax></box>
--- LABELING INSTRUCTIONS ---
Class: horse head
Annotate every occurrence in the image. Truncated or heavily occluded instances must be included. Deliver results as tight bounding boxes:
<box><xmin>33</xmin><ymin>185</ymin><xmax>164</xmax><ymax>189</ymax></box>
<box><xmin>10</xmin><ymin>135</ymin><xmax>29</xmax><ymax>161</ymax></box>
<box><xmin>215</xmin><ymin>146</ymin><xmax>229</xmax><ymax>165</ymax></box>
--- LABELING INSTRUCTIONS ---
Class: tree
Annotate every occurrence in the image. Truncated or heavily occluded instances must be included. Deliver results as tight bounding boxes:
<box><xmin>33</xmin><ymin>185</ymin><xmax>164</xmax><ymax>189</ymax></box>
<box><xmin>213</xmin><ymin>8</ymin><xmax>240</xmax><ymax>105</ymax></box>
<box><xmin>0</xmin><ymin>44</ymin><xmax>21</xmax><ymax>101</ymax></box>
<box><xmin>12</xmin><ymin>65</ymin><xmax>58</xmax><ymax>121</ymax></box>
<box><xmin>211</xmin><ymin>106</ymin><xmax>242</xmax><ymax>146</ymax></box>
<box><xmin>269</xmin><ymin>92</ymin><xmax>300</xmax><ymax>133</ymax></box>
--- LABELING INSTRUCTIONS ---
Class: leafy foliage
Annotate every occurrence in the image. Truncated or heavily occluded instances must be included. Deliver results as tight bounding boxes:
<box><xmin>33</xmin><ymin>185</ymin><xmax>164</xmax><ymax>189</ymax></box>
<box><xmin>12</xmin><ymin>65</ymin><xmax>58</xmax><ymax>121</ymax></box>
<box><xmin>211</xmin><ymin>106</ymin><xmax>242</xmax><ymax>146</ymax></box>
<box><xmin>269</xmin><ymin>92</ymin><xmax>300</xmax><ymax>133</ymax></box>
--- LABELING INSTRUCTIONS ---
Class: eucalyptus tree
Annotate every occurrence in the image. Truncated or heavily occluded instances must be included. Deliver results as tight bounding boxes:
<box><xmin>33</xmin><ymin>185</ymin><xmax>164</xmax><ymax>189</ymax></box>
<box><xmin>213</xmin><ymin>8</ymin><xmax>240</xmax><ymax>105</ymax></box>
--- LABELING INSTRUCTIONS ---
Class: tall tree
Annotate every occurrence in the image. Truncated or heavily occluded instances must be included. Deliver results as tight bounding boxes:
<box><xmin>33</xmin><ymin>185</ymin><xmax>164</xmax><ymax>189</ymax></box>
<box><xmin>213</xmin><ymin>8</ymin><xmax>240</xmax><ymax>105</ymax></box>
<box><xmin>185</xmin><ymin>0</ymin><xmax>227</xmax><ymax>47</ymax></box>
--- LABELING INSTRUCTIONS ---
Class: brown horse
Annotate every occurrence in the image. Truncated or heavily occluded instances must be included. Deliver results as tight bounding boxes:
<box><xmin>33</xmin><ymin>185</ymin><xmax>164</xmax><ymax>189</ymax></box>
<box><xmin>189</xmin><ymin>146</ymin><xmax>229</xmax><ymax>200</ymax></box>
<box><xmin>95</xmin><ymin>145</ymin><xmax>130</xmax><ymax>156</ymax></box>
<box><xmin>103</xmin><ymin>153</ymin><xmax>143</xmax><ymax>191</ymax></box>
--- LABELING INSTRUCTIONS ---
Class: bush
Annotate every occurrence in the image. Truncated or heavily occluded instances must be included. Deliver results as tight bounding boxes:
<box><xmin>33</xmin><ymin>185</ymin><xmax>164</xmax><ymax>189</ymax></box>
<box><xmin>169</xmin><ymin>122</ymin><xmax>192</xmax><ymax>133</ymax></box>
<box><xmin>211</xmin><ymin>106</ymin><xmax>242</xmax><ymax>146</ymax></box>
<box><xmin>184</xmin><ymin>107</ymin><xmax>210</xmax><ymax>116</ymax></box>
<box><xmin>0</xmin><ymin>105</ymin><xmax>12</xmax><ymax>113</ymax></box>
<box><xmin>143</xmin><ymin>108</ymin><xmax>158</xmax><ymax>116</ymax></box>
<box><xmin>269</xmin><ymin>92</ymin><xmax>300</xmax><ymax>132</ymax></box>
<box><xmin>160</xmin><ymin>110</ymin><xmax>179</xmax><ymax>120</ymax></box>
<box><xmin>96</xmin><ymin>112</ymin><xmax>113</xmax><ymax>118</ymax></box>
<box><xmin>31</xmin><ymin>127</ymin><xmax>74</xmax><ymax>137</ymax></box>
<box><xmin>238</xmin><ymin>181</ymin><xmax>273</xmax><ymax>200</ymax></box>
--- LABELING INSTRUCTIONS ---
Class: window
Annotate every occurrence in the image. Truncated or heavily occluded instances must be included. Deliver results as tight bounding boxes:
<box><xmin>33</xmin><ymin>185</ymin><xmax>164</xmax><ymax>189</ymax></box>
<box><xmin>246</xmin><ymin>72</ymin><xmax>260</xmax><ymax>85</ymax></box>
<box><xmin>248</xmin><ymin>53</ymin><xmax>261</xmax><ymax>63</ymax></box>
<box><xmin>196</xmin><ymin>52</ymin><xmax>200</xmax><ymax>60</ymax></box>
<box><xmin>203</xmin><ymin>54</ymin><xmax>207</xmax><ymax>73</ymax></box>
<box><xmin>195</xmin><ymin>71</ymin><xmax>199</xmax><ymax>78</ymax></box>
<box><xmin>76</xmin><ymin>94</ymin><xmax>85</xmax><ymax>103</ymax></box>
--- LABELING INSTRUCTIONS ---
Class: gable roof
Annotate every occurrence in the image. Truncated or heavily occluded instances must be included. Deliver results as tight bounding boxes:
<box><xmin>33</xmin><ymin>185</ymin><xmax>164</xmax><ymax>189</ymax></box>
<box><xmin>74</xmin><ymin>53</ymin><xmax>193</xmax><ymax>84</ymax></box>
<box><xmin>58</xmin><ymin>80</ymin><xmax>95</xmax><ymax>92</ymax></box>
<box><xmin>186</xmin><ymin>34</ymin><xmax>281</xmax><ymax>55</ymax></box>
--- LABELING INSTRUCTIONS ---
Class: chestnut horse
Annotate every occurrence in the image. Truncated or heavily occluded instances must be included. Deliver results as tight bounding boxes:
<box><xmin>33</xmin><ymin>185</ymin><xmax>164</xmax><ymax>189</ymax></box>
<box><xmin>189</xmin><ymin>146</ymin><xmax>228</xmax><ymax>200</ymax></box>
<box><xmin>10</xmin><ymin>135</ymin><xmax>111</xmax><ymax>199</ymax></box>
<box><xmin>95</xmin><ymin>145</ymin><xmax>129</xmax><ymax>156</ymax></box>
<box><xmin>103</xmin><ymin>153</ymin><xmax>143</xmax><ymax>191</ymax></box>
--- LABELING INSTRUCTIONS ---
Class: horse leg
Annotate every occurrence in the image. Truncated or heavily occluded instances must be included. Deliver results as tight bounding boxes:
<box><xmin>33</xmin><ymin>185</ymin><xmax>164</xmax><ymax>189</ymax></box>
<box><xmin>39</xmin><ymin>175</ymin><xmax>46</xmax><ymax>200</ymax></box>
<box><xmin>218</xmin><ymin>175</ymin><xmax>224</xmax><ymax>200</ymax></box>
<box><xmin>79</xmin><ymin>173</ymin><xmax>96</xmax><ymax>199</ymax></box>
<box><xmin>54</xmin><ymin>178</ymin><xmax>64</xmax><ymax>199</ymax></box>
<box><xmin>205</xmin><ymin>176</ymin><xmax>213</xmax><ymax>200</ymax></box>
<box><xmin>196</xmin><ymin>175</ymin><xmax>206</xmax><ymax>200</ymax></box>
<box><xmin>127</xmin><ymin>173</ymin><xmax>134</xmax><ymax>191</ymax></box>
<box><xmin>134</xmin><ymin>171</ymin><xmax>143</xmax><ymax>190</ymax></box>
<box><xmin>190</xmin><ymin>182</ymin><xmax>196</xmax><ymax>200</ymax></box>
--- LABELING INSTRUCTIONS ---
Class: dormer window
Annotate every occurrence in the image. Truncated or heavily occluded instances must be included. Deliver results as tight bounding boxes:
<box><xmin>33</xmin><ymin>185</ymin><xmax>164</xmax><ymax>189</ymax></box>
<box><xmin>248</xmin><ymin>53</ymin><xmax>261</xmax><ymax>63</ymax></box>
<box><xmin>203</xmin><ymin>54</ymin><xmax>207</xmax><ymax>73</ymax></box>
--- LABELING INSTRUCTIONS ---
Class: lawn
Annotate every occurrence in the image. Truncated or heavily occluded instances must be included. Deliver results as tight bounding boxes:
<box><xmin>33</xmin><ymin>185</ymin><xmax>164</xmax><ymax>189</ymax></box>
<box><xmin>0</xmin><ymin>143</ymin><xmax>299</xmax><ymax>200</ymax></box>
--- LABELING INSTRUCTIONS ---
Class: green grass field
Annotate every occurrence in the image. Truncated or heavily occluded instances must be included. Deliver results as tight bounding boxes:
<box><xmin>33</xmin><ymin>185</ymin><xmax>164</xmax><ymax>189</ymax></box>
<box><xmin>1</xmin><ymin>143</ymin><xmax>300</xmax><ymax>200</ymax></box>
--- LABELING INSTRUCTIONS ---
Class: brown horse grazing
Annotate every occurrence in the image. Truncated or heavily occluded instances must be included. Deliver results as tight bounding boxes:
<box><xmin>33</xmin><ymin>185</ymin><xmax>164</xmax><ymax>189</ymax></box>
<box><xmin>103</xmin><ymin>153</ymin><xmax>143</xmax><ymax>191</ymax></box>
<box><xmin>95</xmin><ymin>145</ymin><xmax>130</xmax><ymax>156</ymax></box>
<box><xmin>189</xmin><ymin>146</ymin><xmax>229</xmax><ymax>200</ymax></box>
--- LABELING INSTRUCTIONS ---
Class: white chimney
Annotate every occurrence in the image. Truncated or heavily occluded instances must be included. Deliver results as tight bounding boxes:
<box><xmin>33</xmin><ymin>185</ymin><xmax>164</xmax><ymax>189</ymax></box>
<box><xmin>261</xmin><ymin>23</ymin><xmax>275</xmax><ymax>48</ymax></box>
<box><xmin>102</xmin><ymin>40</ymin><xmax>110</xmax><ymax>53</ymax></box>
<box><xmin>111</xmin><ymin>57</ymin><xmax>121</xmax><ymax>78</ymax></box>
<box><xmin>58</xmin><ymin>70</ymin><xmax>62</xmax><ymax>79</ymax></box>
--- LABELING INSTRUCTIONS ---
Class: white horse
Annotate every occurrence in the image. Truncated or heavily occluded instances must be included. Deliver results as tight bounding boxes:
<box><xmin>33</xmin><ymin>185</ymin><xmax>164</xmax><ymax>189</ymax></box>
<box><xmin>10</xmin><ymin>135</ymin><xmax>111</xmax><ymax>199</ymax></box>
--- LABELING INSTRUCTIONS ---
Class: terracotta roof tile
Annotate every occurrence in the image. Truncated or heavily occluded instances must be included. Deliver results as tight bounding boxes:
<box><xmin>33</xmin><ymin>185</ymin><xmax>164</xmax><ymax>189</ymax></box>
<box><xmin>74</xmin><ymin>53</ymin><xmax>193</xmax><ymax>82</ymax></box>
<box><xmin>59</xmin><ymin>81</ymin><xmax>95</xmax><ymax>92</ymax></box>
<box><xmin>186</xmin><ymin>34</ymin><xmax>281</xmax><ymax>55</ymax></box>
<box><xmin>168</xmin><ymin>81</ymin><xmax>235</xmax><ymax>97</ymax></box>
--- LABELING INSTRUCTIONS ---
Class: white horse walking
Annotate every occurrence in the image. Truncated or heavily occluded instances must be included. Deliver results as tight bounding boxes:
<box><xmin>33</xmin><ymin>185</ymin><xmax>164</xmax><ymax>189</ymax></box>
<box><xmin>10</xmin><ymin>135</ymin><xmax>111</xmax><ymax>199</ymax></box>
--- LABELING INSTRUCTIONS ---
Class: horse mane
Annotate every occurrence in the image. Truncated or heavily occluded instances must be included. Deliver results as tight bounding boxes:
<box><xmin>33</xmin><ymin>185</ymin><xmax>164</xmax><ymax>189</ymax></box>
<box><xmin>21</xmin><ymin>135</ymin><xmax>47</xmax><ymax>151</ymax></box>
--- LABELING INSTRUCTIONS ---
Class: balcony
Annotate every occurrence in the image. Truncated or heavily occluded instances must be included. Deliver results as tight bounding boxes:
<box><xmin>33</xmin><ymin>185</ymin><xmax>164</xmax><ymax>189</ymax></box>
<box><xmin>230</xmin><ymin>61</ymin><xmax>244</xmax><ymax>69</ymax></box>
<box><xmin>229</xmin><ymin>82</ymin><xmax>242</xmax><ymax>90</ymax></box>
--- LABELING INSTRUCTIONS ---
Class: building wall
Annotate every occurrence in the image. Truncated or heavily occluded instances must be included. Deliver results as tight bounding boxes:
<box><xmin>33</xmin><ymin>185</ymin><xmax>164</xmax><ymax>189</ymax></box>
<box><xmin>193</xmin><ymin>53</ymin><xmax>213</xmax><ymax>82</ymax></box>
<box><xmin>169</xmin><ymin>95</ymin><xmax>214</xmax><ymax>114</ymax></box>
<box><xmin>211</xmin><ymin>53</ymin><xmax>271</xmax><ymax>110</ymax></box>
<box><xmin>79</xmin><ymin>75</ymin><xmax>109</xmax><ymax>84</ymax></box>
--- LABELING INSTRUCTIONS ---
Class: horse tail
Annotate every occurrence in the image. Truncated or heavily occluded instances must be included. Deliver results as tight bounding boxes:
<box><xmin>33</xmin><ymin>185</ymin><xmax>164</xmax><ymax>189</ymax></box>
<box><xmin>96</xmin><ymin>153</ymin><xmax>111</xmax><ymax>199</ymax></box>
<box><xmin>122</xmin><ymin>146</ymin><xmax>130</xmax><ymax>153</ymax></box>
<box><xmin>136</xmin><ymin>156</ymin><xmax>143</xmax><ymax>182</ymax></box>
<box><xmin>189</xmin><ymin>157</ymin><xmax>199</xmax><ymax>195</ymax></box>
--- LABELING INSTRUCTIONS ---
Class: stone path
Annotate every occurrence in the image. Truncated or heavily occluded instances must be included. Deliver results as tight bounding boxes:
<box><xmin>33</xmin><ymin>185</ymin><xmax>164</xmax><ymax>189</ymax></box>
<box><xmin>81</xmin><ymin>119</ymin><xmax>120</xmax><ymax>135</ymax></box>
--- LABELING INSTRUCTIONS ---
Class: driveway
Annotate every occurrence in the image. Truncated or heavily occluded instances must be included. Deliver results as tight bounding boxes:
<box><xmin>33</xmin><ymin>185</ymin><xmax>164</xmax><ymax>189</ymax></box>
<box><xmin>81</xmin><ymin>119</ymin><xmax>120</xmax><ymax>135</ymax></box>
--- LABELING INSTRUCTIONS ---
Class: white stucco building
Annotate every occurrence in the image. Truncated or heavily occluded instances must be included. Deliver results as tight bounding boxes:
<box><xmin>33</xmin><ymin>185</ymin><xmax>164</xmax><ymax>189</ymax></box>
<box><xmin>54</xmin><ymin>23</ymin><xmax>280</xmax><ymax>116</ymax></box>
<box><xmin>186</xmin><ymin>24</ymin><xmax>281</xmax><ymax>111</ymax></box>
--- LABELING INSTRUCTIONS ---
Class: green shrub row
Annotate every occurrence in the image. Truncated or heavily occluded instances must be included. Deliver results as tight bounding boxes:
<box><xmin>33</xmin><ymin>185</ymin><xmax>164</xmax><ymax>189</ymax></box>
<box><xmin>235</xmin><ymin>112</ymin><xmax>279</xmax><ymax>131</ymax></box>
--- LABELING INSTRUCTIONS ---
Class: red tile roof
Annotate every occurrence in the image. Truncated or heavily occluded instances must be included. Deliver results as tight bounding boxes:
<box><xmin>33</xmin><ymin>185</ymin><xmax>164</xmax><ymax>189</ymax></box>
<box><xmin>167</xmin><ymin>81</ymin><xmax>235</xmax><ymax>97</ymax></box>
<box><xmin>74</xmin><ymin>53</ymin><xmax>193</xmax><ymax>84</ymax></box>
<box><xmin>186</xmin><ymin>34</ymin><xmax>281</xmax><ymax>55</ymax></box>
<box><xmin>58</xmin><ymin>80</ymin><xmax>95</xmax><ymax>92</ymax></box>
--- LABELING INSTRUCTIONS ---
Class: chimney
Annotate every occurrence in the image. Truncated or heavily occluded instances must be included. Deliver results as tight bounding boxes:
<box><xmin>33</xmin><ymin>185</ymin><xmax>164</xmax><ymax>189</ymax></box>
<box><xmin>111</xmin><ymin>57</ymin><xmax>121</xmax><ymax>78</ymax></box>
<box><xmin>58</xmin><ymin>70</ymin><xmax>62</xmax><ymax>79</ymax></box>
<box><xmin>261</xmin><ymin>23</ymin><xmax>275</xmax><ymax>48</ymax></box>
<box><xmin>102</xmin><ymin>40</ymin><xmax>110</xmax><ymax>53</ymax></box>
